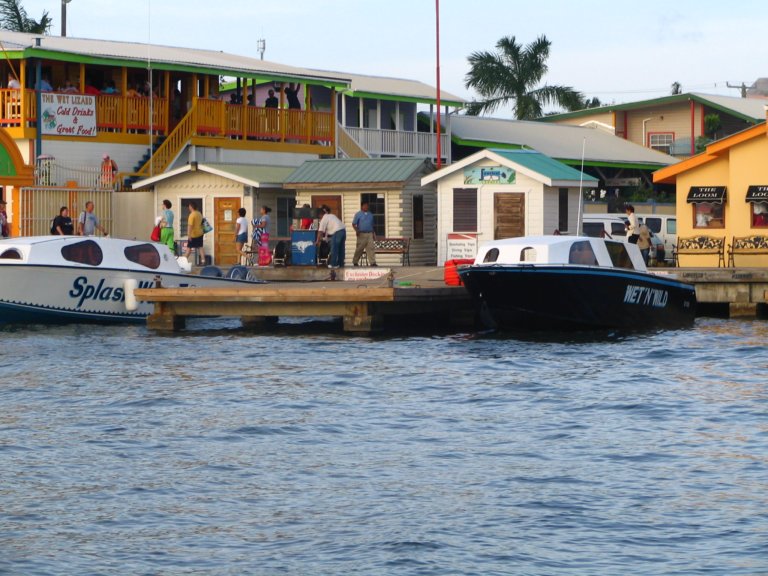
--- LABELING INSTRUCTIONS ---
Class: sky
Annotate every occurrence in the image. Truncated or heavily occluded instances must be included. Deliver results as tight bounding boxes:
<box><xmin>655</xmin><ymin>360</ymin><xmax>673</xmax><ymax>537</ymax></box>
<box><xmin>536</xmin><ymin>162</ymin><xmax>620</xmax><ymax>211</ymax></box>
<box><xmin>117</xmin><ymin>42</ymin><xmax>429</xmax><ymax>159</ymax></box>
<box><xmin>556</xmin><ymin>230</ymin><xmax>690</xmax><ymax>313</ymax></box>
<box><xmin>16</xmin><ymin>0</ymin><xmax>768</xmax><ymax>114</ymax></box>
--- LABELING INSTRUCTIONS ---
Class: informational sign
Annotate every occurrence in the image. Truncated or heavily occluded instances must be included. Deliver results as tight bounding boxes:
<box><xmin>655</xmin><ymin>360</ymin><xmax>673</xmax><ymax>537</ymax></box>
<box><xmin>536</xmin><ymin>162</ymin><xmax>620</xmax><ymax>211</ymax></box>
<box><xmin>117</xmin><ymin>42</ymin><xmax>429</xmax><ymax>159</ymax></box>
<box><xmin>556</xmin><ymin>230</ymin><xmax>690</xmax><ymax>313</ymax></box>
<box><xmin>343</xmin><ymin>268</ymin><xmax>389</xmax><ymax>282</ymax></box>
<box><xmin>40</xmin><ymin>93</ymin><xmax>97</xmax><ymax>137</ymax></box>
<box><xmin>446</xmin><ymin>233</ymin><xmax>478</xmax><ymax>260</ymax></box>
<box><xmin>463</xmin><ymin>166</ymin><xmax>515</xmax><ymax>185</ymax></box>
<box><xmin>224</xmin><ymin>209</ymin><xmax>233</xmax><ymax>222</ymax></box>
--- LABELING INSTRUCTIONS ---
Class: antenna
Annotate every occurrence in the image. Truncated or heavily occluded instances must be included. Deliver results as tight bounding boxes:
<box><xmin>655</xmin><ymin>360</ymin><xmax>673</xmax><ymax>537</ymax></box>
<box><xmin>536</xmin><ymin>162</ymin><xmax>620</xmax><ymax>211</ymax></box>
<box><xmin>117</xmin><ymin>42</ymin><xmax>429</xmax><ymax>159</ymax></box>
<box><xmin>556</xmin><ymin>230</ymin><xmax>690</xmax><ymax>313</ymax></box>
<box><xmin>257</xmin><ymin>39</ymin><xmax>266</xmax><ymax>60</ymax></box>
<box><xmin>726</xmin><ymin>81</ymin><xmax>748</xmax><ymax>98</ymax></box>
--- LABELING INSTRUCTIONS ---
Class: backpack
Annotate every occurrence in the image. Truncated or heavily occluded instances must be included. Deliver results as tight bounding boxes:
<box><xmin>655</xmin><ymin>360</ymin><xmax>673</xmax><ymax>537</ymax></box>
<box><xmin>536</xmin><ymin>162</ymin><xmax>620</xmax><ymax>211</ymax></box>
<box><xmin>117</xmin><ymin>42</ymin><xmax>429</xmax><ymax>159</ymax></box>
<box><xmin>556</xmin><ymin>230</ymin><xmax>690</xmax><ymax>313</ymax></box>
<box><xmin>50</xmin><ymin>218</ymin><xmax>57</xmax><ymax>235</ymax></box>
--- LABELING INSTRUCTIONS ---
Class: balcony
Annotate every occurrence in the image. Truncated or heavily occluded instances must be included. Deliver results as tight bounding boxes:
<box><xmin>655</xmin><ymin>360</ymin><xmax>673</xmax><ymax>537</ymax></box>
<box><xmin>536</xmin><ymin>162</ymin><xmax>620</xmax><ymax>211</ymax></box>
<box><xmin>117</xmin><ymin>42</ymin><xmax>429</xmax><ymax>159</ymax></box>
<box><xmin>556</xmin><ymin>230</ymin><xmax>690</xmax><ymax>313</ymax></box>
<box><xmin>0</xmin><ymin>90</ymin><xmax>334</xmax><ymax>152</ymax></box>
<box><xmin>344</xmin><ymin>126</ymin><xmax>448</xmax><ymax>159</ymax></box>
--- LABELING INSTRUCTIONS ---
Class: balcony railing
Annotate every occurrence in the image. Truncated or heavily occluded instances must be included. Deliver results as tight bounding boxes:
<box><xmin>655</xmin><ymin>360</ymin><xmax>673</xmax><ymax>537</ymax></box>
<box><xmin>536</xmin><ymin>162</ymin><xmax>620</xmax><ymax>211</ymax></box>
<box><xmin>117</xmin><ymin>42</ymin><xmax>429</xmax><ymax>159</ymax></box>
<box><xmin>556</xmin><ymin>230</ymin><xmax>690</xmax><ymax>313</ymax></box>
<box><xmin>344</xmin><ymin>126</ymin><xmax>448</xmax><ymax>158</ymax></box>
<box><xmin>34</xmin><ymin>157</ymin><xmax>114</xmax><ymax>189</ymax></box>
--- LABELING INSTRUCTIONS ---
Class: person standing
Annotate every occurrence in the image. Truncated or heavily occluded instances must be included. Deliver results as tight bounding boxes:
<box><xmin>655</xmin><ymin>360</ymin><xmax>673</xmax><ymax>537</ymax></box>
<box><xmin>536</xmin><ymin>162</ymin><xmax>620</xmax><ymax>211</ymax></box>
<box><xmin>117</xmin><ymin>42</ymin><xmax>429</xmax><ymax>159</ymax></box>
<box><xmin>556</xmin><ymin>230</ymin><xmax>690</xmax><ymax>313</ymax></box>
<box><xmin>251</xmin><ymin>205</ymin><xmax>271</xmax><ymax>248</ymax></box>
<box><xmin>183</xmin><ymin>201</ymin><xmax>205</xmax><ymax>265</ymax></box>
<box><xmin>317</xmin><ymin>205</ymin><xmax>346</xmax><ymax>269</ymax></box>
<box><xmin>284</xmin><ymin>83</ymin><xmax>301</xmax><ymax>109</ymax></box>
<box><xmin>101</xmin><ymin>154</ymin><xmax>118</xmax><ymax>189</ymax></box>
<box><xmin>352</xmin><ymin>201</ymin><xmax>377</xmax><ymax>267</ymax></box>
<box><xmin>0</xmin><ymin>199</ymin><xmax>9</xmax><ymax>238</ymax></box>
<box><xmin>265</xmin><ymin>89</ymin><xmax>278</xmax><ymax>108</ymax></box>
<box><xmin>235</xmin><ymin>207</ymin><xmax>248</xmax><ymax>254</ymax></box>
<box><xmin>51</xmin><ymin>206</ymin><xmax>74</xmax><ymax>235</ymax></box>
<box><xmin>160</xmin><ymin>199</ymin><xmax>175</xmax><ymax>253</ymax></box>
<box><xmin>78</xmin><ymin>201</ymin><xmax>107</xmax><ymax>236</ymax></box>
<box><xmin>637</xmin><ymin>223</ymin><xmax>652</xmax><ymax>265</ymax></box>
<box><xmin>625</xmin><ymin>204</ymin><xmax>639</xmax><ymax>244</ymax></box>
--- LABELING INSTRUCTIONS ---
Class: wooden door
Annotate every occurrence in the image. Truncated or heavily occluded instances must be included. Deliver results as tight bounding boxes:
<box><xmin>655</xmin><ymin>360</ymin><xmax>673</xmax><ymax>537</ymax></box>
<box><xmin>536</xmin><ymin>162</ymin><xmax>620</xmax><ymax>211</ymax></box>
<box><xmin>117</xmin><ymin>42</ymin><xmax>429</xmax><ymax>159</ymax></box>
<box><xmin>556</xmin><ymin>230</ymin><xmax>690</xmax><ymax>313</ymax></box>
<box><xmin>494</xmin><ymin>193</ymin><xmax>525</xmax><ymax>239</ymax></box>
<box><xmin>312</xmin><ymin>195</ymin><xmax>342</xmax><ymax>220</ymax></box>
<box><xmin>214</xmin><ymin>197</ymin><xmax>241</xmax><ymax>266</ymax></box>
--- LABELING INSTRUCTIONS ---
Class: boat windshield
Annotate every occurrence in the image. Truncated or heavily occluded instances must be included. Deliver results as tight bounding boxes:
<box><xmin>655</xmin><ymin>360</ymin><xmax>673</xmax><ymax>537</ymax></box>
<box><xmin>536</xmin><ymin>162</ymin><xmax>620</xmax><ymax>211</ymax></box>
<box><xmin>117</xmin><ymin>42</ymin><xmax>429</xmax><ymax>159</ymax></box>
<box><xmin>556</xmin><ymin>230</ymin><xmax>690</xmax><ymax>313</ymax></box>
<box><xmin>124</xmin><ymin>243</ymin><xmax>161</xmax><ymax>270</ymax></box>
<box><xmin>605</xmin><ymin>242</ymin><xmax>635</xmax><ymax>270</ymax></box>
<box><xmin>61</xmin><ymin>240</ymin><xmax>103</xmax><ymax>266</ymax></box>
<box><xmin>569</xmin><ymin>241</ymin><xmax>597</xmax><ymax>265</ymax></box>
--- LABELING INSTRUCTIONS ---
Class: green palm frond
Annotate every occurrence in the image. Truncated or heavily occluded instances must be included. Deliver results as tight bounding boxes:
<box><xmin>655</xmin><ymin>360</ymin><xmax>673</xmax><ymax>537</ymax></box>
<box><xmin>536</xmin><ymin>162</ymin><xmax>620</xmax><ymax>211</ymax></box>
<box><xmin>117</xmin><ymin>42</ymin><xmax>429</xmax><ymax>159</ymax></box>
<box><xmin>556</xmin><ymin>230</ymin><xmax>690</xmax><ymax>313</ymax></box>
<box><xmin>0</xmin><ymin>0</ymin><xmax>51</xmax><ymax>33</ymax></box>
<box><xmin>464</xmin><ymin>34</ymin><xmax>583</xmax><ymax>120</ymax></box>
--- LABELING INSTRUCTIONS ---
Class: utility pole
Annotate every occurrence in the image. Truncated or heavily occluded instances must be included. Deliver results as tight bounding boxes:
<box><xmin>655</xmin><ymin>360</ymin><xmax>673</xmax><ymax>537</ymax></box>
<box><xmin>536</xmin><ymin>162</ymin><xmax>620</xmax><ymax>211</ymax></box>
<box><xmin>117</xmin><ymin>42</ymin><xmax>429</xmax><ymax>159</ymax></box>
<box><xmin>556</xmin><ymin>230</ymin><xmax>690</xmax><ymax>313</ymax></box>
<box><xmin>61</xmin><ymin>0</ymin><xmax>72</xmax><ymax>37</ymax></box>
<box><xmin>726</xmin><ymin>81</ymin><xmax>748</xmax><ymax>98</ymax></box>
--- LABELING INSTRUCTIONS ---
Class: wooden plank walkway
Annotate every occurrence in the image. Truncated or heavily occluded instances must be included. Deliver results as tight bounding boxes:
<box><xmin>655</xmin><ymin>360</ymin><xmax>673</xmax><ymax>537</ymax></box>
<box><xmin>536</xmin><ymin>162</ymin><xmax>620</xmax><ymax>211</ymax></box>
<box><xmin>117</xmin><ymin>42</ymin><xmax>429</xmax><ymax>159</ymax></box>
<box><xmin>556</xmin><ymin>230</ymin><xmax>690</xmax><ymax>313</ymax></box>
<box><xmin>135</xmin><ymin>266</ymin><xmax>473</xmax><ymax>332</ymax></box>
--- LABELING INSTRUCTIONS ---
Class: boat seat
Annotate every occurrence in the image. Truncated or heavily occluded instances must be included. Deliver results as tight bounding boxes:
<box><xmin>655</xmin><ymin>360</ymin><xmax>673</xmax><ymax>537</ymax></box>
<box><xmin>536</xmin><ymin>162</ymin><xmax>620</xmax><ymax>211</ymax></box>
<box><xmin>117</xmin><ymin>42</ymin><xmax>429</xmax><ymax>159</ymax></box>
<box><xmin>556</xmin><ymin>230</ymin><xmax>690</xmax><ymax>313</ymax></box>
<box><xmin>199</xmin><ymin>265</ymin><xmax>223</xmax><ymax>277</ymax></box>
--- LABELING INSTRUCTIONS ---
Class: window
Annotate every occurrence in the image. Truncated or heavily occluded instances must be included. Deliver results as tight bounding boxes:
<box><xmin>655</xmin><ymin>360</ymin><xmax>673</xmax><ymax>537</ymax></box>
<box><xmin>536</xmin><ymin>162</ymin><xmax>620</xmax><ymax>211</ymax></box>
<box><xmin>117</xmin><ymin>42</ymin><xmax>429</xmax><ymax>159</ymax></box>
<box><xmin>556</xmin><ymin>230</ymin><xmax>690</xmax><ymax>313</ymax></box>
<box><xmin>558</xmin><ymin>188</ymin><xmax>569</xmax><ymax>232</ymax></box>
<box><xmin>483</xmin><ymin>247</ymin><xmax>499</xmax><ymax>263</ymax></box>
<box><xmin>520</xmin><ymin>247</ymin><xmax>537</xmax><ymax>262</ymax></box>
<box><xmin>124</xmin><ymin>243</ymin><xmax>161</xmax><ymax>269</ymax></box>
<box><xmin>61</xmin><ymin>240</ymin><xmax>103</xmax><ymax>266</ymax></box>
<box><xmin>693</xmin><ymin>203</ymin><xmax>724</xmax><ymax>229</ymax></box>
<box><xmin>751</xmin><ymin>202</ymin><xmax>768</xmax><ymax>228</ymax></box>
<box><xmin>179</xmin><ymin>197</ymin><xmax>203</xmax><ymax>237</ymax></box>
<box><xmin>644</xmin><ymin>217</ymin><xmax>662</xmax><ymax>234</ymax></box>
<box><xmin>649</xmin><ymin>133</ymin><xmax>674</xmax><ymax>154</ymax></box>
<box><xmin>412</xmin><ymin>195</ymin><xmax>424</xmax><ymax>239</ymax></box>
<box><xmin>568</xmin><ymin>241</ymin><xmax>597</xmax><ymax>265</ymax></box>
<box><xmin>0</xmin><ymin>249</ymin><xmax>22</xmax><ymax>259</ymax></box>
<box><xmin>276</xmin><ymin>197</ymin><xmax>295</xmax><ymax>237</ymax></box>
<box><xmin>605</xmin><ymin>241</ymin><xmax>635</xmax><ymax>270</ymax></box>
<box><xmin>453</xmin><ymin>188</ymin><xmax>477</xmax><ymax>232</ymax></box>
<box><xmin>361</xmin><ymin>193</ymin><xmax>385</xmax><ymax>237</ymax></box>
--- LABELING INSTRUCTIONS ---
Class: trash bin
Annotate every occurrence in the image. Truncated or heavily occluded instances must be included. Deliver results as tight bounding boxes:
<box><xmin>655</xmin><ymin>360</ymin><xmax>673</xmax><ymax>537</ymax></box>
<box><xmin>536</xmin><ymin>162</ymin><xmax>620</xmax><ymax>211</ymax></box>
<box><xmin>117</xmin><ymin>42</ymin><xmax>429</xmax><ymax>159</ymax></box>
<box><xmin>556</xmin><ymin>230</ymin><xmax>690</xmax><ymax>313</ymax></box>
<box><xmin>290</xmin><ymin>230</ymin><xmax>317</xmax><ymax>265</ymax></box>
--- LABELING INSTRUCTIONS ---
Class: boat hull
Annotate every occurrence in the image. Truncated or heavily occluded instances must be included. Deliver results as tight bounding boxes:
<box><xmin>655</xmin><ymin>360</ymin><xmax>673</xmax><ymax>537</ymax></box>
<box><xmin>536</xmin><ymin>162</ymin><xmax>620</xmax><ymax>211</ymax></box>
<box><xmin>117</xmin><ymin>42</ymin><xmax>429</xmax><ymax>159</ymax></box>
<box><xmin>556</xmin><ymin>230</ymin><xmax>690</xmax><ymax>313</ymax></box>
<box><xmin>459</xmin><ymin>265</ymin><xmax>697</xmax><ymax>331</ymax></box>
<box><xmin>0</xmin><ymin>264</ymin><xmax>256</xmax><ymax>324</ymax></box>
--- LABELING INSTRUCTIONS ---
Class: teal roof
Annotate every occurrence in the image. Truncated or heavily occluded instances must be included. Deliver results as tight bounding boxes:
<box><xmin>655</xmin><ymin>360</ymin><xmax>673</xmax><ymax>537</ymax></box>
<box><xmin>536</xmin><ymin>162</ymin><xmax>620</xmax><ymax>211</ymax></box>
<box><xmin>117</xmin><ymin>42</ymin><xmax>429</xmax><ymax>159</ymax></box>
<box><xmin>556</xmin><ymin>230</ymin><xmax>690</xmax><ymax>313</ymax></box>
<box><xmin>285</xmin><ymin>157</ymin><xmax>431</xmax><ymax>185</ymax></box>
<box><xmin>490</xmin><ymin>149</ymin><xmax>598</xmax><ymax>182</ymax></box>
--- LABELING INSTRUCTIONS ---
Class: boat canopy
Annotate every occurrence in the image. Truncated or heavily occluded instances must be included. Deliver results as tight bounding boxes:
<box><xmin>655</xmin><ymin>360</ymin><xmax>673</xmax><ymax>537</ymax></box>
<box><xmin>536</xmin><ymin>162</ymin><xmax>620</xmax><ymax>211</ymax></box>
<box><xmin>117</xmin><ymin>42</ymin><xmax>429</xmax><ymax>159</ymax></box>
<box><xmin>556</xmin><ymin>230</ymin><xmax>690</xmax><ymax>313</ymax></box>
<box><xmin>473</xmin><ymin>235</ymin><xmax>647</xmax><ymax>272</ymax></box>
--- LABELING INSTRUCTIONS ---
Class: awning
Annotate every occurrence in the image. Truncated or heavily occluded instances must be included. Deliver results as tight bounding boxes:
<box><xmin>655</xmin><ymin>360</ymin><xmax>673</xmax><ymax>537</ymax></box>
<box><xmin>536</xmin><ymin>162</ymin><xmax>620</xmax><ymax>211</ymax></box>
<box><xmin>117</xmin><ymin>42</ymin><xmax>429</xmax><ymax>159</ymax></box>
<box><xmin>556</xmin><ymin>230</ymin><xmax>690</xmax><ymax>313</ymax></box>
<box><xmin>686</xmin><ymin>186</ymin><xmax>727</xmax><ymax>204</ymax></box>
<box><xmin>746</xmin><ymin>185</ymin><xmax>768</xmax><ymax>202</ymax></box>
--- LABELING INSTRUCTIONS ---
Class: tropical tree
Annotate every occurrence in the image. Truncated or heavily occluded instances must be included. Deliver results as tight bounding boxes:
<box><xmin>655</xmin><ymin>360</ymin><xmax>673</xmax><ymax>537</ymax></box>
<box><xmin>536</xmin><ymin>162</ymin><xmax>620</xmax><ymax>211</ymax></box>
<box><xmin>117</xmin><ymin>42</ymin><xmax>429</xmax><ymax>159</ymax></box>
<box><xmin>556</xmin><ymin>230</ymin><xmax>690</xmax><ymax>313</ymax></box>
<box><xmin>0</xmin><ymin>0</ymin><xmax>52</xmax><ymax>34</ymax></box>
<box><xmin>464</xmin><ymin>35</ymin><xmax>583</xmax><ymax>120</ymax></box>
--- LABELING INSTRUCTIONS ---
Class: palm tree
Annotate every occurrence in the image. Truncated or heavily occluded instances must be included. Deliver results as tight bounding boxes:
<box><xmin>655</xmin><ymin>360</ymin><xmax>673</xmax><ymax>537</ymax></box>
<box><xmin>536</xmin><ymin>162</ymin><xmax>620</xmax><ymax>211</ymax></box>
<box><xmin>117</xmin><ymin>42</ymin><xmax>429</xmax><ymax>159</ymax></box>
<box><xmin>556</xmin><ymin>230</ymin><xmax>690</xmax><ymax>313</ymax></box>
<box><xmin>0</xmin><ymin>0</ymin><xmax>52</xmax><ymax>34</ymax></box>
<box><xmin>464</xmin><ymin>35</ymin><xmax>583</xmax><ymax>120</ymax></box>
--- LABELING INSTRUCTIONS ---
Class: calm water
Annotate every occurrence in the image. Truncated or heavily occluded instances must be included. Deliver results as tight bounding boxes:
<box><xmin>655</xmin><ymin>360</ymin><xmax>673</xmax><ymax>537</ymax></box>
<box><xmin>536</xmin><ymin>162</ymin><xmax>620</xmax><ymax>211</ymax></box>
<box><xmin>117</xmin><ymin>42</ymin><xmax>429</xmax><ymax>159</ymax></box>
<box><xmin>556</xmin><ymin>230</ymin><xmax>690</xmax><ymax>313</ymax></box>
<box><xmin>1</xmin><ymin>318</ymin><xmax>767</xmax><ymax>575</ymax></box>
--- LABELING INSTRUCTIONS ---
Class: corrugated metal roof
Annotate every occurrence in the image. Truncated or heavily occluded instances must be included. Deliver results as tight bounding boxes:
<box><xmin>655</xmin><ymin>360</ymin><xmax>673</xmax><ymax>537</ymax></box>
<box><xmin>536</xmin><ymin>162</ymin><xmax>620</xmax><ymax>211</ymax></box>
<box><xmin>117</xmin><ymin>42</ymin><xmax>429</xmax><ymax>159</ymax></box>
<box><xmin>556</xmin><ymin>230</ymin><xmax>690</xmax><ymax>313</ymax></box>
<box><xmin>446</xmin><ymin>115</ymin><xmax>678</xmax><ymax>167</ymax></box>
<box><xmin>285</xmin><ymin>157</ymin><xmax>431</xmax><ymax>185</ymax></box>
<box><xmin>132</xmin><ymin>163</ymin><xmax>297</xmax><ymax>189</ymax></box>
<box><xmin>309</xmin><ymin>69</ymin><xmax>464</xmax><ymax>106</ymax></box>
<box><xmin>0</xmin><ymin>30</ymin><xmax>349</xmax><ymax>85</ymax></box>
<box><xmin>490</xmin><ymin>149</ymin><xmax>598</xmax><ymax>182</ymax></box>
<box><xmin>205</xmin><ymin>164</ymin><xmax>297</xmax><ymax>184</ymax></box>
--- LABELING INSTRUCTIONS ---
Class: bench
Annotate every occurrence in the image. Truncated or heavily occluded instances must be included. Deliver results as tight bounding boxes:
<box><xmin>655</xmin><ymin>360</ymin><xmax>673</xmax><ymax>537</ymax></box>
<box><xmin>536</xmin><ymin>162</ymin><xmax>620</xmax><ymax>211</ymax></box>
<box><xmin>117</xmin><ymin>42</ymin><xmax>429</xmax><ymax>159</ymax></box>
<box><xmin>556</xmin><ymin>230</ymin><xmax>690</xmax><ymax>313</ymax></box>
<box><xmin>361</xmin><ymin>237</ymin><xmax>411</xmax><ymax>266</ymax></box>
<box><xmin>728</xmin><ymin>235</ymin><xmax>768</xmax><ymax>267</ymax></box>
<box><xmin>674</xmin><ymin>235</ymin><xmax>725</xmax><ymax>267</ymax></box>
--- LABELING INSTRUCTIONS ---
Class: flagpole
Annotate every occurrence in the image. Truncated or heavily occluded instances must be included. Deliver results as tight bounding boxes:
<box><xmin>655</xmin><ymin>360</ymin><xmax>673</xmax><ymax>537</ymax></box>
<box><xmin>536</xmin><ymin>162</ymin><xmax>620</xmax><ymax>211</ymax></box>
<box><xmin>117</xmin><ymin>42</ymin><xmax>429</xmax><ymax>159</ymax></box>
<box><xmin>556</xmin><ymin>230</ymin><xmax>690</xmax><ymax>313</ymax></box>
<box><xmin>435</xmin><ymin>0</ymin><xmax>442</xmax><ymax>169</ymax></box>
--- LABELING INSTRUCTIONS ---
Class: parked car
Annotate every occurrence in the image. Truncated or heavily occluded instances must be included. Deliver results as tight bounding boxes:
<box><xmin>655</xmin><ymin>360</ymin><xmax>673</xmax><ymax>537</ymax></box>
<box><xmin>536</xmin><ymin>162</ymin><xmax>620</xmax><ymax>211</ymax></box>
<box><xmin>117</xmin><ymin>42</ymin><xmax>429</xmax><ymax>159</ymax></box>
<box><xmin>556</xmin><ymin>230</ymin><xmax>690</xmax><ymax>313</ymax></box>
<box><xmin>581</xmin><ymin>214</ymin><xmax>665</xmax><ymax>266</ymax></box>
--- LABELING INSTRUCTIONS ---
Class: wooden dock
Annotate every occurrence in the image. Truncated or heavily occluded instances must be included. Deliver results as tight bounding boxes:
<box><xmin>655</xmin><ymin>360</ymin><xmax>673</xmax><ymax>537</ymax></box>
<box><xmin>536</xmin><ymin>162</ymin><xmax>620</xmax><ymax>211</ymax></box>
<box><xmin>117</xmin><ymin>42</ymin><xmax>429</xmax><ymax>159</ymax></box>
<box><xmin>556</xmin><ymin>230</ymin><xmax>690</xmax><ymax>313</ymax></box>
<box><xmin>135</xmin><ymin>267</ymin><xmax>473</xmax><ymax>332</ymax></box>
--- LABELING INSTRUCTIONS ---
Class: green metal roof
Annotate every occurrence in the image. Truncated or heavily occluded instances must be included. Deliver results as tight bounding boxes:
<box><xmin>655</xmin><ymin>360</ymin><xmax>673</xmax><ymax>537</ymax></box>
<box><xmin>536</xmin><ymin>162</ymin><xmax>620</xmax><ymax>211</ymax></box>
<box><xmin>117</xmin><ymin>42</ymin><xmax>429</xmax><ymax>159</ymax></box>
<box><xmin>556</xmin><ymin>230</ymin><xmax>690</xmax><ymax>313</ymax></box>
<box><xmin>490</xmin><ymin>149</ymin><xmax>598</xmax><ymax>182</ymax></box>
<box><xmin>285</xmin><ymin>157</ymin><xmax>431</xmax><ymax>185</ymax></box>
<box><xmin>205</xmin><ymin>164</ymin><xmax>297</xmax><ymax>184</ymax></box>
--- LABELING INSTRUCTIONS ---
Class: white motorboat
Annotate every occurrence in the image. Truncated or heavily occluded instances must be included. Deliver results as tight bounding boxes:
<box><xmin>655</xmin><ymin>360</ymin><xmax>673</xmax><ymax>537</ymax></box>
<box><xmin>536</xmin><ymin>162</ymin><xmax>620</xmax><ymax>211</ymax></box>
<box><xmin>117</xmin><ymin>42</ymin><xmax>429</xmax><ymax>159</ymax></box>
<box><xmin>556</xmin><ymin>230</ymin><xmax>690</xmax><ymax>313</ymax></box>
<box><xmin>0</xmin><ymin>236</ymin><xmax>261</xmax><ymax>324</ymax></box>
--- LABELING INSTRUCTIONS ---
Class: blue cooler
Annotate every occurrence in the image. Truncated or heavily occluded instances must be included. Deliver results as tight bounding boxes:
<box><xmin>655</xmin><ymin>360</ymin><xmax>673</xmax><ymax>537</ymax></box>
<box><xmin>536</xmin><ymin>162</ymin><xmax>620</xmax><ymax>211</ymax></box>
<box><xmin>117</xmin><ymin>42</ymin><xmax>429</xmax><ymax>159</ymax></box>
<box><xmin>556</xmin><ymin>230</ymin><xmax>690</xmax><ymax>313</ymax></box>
<box><xmin>290</xmin><ymin>230</ymin><xmax>317</xmax><ymax>265</ymax></box>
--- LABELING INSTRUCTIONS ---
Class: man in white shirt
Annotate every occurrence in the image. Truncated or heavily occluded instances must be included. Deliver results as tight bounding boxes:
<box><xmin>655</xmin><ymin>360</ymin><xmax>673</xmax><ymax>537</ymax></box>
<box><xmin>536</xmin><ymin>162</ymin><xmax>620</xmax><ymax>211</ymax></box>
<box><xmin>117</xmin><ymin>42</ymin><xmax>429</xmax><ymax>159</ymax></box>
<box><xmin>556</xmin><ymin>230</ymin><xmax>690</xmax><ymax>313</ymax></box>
<box><xmin>317</xmin><ymin>205</ymin><xmax>346</xmax><ymax>268</ymax></box>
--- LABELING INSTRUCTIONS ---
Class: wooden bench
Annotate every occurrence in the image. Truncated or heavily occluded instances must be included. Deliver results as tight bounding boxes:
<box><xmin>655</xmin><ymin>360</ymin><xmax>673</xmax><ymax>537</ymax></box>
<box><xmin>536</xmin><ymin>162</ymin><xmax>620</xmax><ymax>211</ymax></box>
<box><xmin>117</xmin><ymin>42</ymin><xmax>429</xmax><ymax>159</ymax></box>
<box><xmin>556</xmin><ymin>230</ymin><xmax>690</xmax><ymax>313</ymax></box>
<box><xmin>361</xmin><ymin>237</ymin><xmax>411</xmax><ymax>266</ymax></box>
<box><xmin>674</xmin><ymin>235</ymin><xmax>725</xmax><ymax>267</ymax></box>
<box><xmin>728</xmin><ymin>235</ymin><xmax>768</xmax><ymax>267</ymax></box>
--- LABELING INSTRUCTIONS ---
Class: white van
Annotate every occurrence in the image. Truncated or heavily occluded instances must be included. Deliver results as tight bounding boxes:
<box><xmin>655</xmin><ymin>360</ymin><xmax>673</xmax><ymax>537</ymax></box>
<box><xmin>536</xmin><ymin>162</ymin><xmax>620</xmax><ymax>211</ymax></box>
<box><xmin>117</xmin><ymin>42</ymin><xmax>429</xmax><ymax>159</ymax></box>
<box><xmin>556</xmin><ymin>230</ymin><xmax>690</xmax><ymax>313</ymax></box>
<box><xmin>636</xmin><ymin>214</ymin><xmax>676</xmax><ymax>262</ymax></box>
<box><xmin>581</xmin><ymin>215</ymin><xmax>628</xmax><ymax>240</ymax></box>
<box><xmin>581</xmin><ymin>214</ymin><xmax>667</xmax><ymax>265</ymax></box>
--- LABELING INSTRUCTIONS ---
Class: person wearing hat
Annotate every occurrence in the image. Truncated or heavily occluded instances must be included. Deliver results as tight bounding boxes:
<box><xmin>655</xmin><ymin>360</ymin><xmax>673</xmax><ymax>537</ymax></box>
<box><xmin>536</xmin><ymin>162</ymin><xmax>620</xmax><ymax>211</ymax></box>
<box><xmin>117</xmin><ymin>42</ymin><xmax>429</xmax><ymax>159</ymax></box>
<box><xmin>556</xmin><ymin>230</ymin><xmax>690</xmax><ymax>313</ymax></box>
<box><xmin>0</xmin><ymin>198</ymin><xmax>8</xmax><ymax>238</ymax></box>
<box><xmin>100</xmin><ymin>154</ymin><xmax>118</xmax><ymax>189</ymax></box>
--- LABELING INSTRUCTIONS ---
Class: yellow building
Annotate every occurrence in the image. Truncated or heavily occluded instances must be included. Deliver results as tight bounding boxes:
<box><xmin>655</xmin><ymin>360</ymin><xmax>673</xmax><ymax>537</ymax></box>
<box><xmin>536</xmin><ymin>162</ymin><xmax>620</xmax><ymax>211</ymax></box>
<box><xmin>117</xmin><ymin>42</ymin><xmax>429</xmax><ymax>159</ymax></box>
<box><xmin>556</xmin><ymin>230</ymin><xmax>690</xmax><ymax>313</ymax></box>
<box><xmin>653</xmin><ymin>109</ymin><xmax>768</xmax><ymax>267</ymax></box>
<box><xmin>541</xmin><ymin>93</ymin><xmax>766</xmax><ymax>159</ymax></box>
